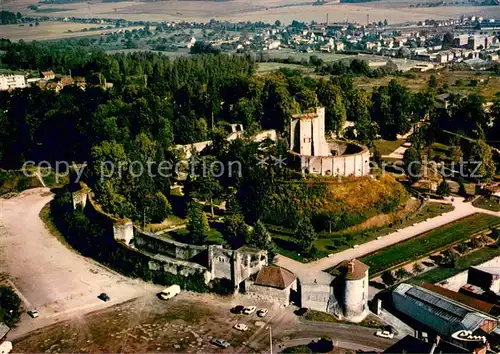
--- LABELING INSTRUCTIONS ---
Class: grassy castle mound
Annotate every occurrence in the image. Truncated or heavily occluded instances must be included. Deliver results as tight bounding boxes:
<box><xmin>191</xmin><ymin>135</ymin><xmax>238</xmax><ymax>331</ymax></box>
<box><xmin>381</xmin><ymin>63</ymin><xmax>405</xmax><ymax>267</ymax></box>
<box><xmin>261</xmin><ymin>174</ymin><xmax>408</xmax><ymax>232</ymax></box>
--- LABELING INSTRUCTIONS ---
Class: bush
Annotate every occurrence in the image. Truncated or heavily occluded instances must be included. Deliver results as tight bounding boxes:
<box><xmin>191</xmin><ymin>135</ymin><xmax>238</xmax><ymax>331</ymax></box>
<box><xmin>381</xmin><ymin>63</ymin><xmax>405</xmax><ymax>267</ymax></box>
<box><xmin>381</xmin><ymin>270</ymin><xmax>396</xmax><ymax>286</ymax></box>
<box><xmin>0</xmin><ymin>286</ymin><xmax>22</xmax><ymax>327</ymax></box>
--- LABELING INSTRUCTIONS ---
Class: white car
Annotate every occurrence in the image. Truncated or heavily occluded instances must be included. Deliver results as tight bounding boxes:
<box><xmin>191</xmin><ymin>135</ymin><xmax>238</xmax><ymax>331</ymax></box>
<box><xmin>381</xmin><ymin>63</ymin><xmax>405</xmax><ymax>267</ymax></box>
<box><xmin>27</xmin><ymin>310</ymin><xmax>39</xmax><ymax>318</ymax></box>
<box><xmin>375</xmin><ymin>330</ymin><xmax>394</xmax><ymax>339</ymax></box>
<box><xmin>257</xmin><ymin>308</ymin><xmax>269</xmax><ymax>317</ymax></box>
<box><xmin>243</xmin><ymin>306</ymin><xmax>256</xmax><ymax>315</ymax></box>
<box><xmin>233</xmin><ymin>323</ymin><xmax>249</xmax><ymax>331</ymax></box>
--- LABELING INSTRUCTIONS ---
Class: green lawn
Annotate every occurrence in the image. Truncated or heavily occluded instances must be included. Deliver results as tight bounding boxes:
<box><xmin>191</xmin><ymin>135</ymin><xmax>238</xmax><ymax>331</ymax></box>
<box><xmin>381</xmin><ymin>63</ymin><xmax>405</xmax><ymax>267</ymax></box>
<box><xmin>408</xmin><ymin>246</ymin><xmax>500</xmax><ymax>286</ymax></box>
<box><xmin>272</xmin><ymin>202</ymin><xmax>454</xmax><ymax>262</ymax></box>
<box><xmin>373</xmin><ymin>139</ymin><xmax>405</xmax><ymax>156</ymax></box>
<box><xmin>168</xmin><ymin>228</ymin><xmax>224</xmax><ymax>245</ymax></box>
<box><xmin>361</xmin><ymin>213</ymin><xmax>500</xmax><ymax>275</ymax></box>
<box><xmin>473</xmin><ymin>196</ymin><xmax>500</xmax><ymax>212</ymax></box>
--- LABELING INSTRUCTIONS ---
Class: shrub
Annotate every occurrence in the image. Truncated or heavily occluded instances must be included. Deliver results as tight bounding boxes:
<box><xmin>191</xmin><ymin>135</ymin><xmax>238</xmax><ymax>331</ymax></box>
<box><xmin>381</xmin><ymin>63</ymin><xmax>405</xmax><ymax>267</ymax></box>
<box><xmin>0</xmin><ymin>286</ymin><xmax>22</xmax><ymax>327</ymax></box>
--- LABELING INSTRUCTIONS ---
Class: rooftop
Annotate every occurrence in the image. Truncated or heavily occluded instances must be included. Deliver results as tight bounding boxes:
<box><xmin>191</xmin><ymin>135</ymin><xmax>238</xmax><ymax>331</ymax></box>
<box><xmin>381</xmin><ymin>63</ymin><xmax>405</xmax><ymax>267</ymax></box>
<box><xmin>335</xmin><ymin>259</ymin><xmax>368</xmax><ymax>280</ymax></box>
<box><xmin>472</xmin><ymin>266</ymin><xmax>500</xmax><ymax>276</ymax></box>
<box><xmin>421</xmin><ymin>283</ymin><xmax>496</xmax><ymax>315</ymax></box>
<box><xmin>0</xmin><ymin>322</ymin><xmax>9</xmax><ymax>339</ymax></box>
<box><xmin>394</xmin><ymin>283</ymin><xmax>496</xmax><ymax>332</ymax></box>
<box><xmin>254</xmin><ymin>265</ymin><xmax>296</xmax><ymax>290</ymax></box>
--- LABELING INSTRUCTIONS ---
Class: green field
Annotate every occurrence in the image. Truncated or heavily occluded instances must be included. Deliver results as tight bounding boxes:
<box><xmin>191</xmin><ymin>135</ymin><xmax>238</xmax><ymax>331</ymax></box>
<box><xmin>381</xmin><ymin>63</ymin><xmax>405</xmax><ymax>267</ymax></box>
<box><xmin>374</xmin><ymin>139</ymin><xmax>405</xmax><ymax>156</ymax></box>
<box><xmin>408</xmin><ymin>246</ymin><xmax>500</xmax><ymax>286</ymax></box>
<box><xmin>361</xmin><ymin>213</ymin><xmax>500</xmax><ymax>275</ymax></box>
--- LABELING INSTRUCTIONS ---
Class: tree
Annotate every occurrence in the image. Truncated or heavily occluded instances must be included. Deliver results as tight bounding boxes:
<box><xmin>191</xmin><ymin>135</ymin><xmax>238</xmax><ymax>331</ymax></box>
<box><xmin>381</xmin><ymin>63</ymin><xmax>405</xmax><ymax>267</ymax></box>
<box><xmin>223</xmin><ymin>213</ymin><xmax>248</xmax><ymax>249</ymax></box>
<box><xmin>403</xmin><ymin>147</ymin><xmax>421</xmax><ymax>183</ymax></box>
<box><xmin>383</xmin><ymin>19</ymin><xmax>388</xmax><ymax>26</ymax></box>
<box><xmin>316</xmin><ymin>79</ymin><xmax>347</xmax><ymax>135</ymax></box>
<box><xmin>0</xmin><ymin>286</ymin><xmax>21</xmax><ymax>327</ymax></box>
<box><xmin>381</xmin><ymin>270</ymin><xmax>396</xmax><ymax>286</ymax></box>
<box><xmin>412</xmin><ymin>262</ymin><xmax>424</xmax><ymax>274</ymax></box>
<box><xmin>428</xmin><ymin>74</ymin><xmax>438</xmax><ymax>89</ymax></box>
<box><xmin>469</xmin><ymin>140</ymin><xmax>496</xmax><ymax>182</ymax></box>
<box><xmin>144</xmin><ymin>192</ymin><xmax>172</xmax><ymax>224</ymax></box>
<box><xmin>247</xmin><ymin>220</ymin><xmax>272</xmax><ymax>250</ymax></box>
<box><xmin>436</xmin><ymin>179</ymin><xmax>451</xmax><ymax>196</ymax></box>
<box><xmin>371</xmin><ymin>80</ymin><xmax>412</xmax><ymax>140</ymax></box>
<box><xmin>274</xmin><ymin>20</ymin><xmax>281</xmax><ymax>27</ymax></box>
<box><xmin>186</xmin><ymin>203</ymin><xmax>209</xmax><ymax>245</ymax></box>
<box><xmin>395</xmin><ymin>267</ymin><xmax>411</xmax><ymax>279</ymax></box>
<box><xmin>442</xmin><ymin>32</ymin><xmax>454</xmax><ymax>49</ymax></box>
<box><xmin>294</xmin><ymin>214</ymin><xmax>317</xmax><ymax>254</ymax></box>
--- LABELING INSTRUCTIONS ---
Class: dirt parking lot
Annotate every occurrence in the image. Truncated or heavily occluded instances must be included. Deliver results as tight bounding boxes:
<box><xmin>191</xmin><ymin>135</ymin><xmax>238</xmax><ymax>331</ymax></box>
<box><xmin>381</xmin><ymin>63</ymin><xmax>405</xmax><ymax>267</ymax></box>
<box><xmin>13</xmin><ymin>292</ymin><xmax>285</xmax><ymax>353</ymax></box>
<box><xmin>0</xmin><ymin>188</ymin><xmax>160</xmax><ymax>339</ymax></box>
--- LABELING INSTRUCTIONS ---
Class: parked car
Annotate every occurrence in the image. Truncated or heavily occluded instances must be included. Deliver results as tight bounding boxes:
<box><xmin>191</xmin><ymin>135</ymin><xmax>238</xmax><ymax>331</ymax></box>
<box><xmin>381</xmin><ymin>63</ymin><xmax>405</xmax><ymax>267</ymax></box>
<box><xmin>159</xmin><ymin>285</ymin><xmax>181</xmax><ymax>301</ymax></box>
<box><xmin>210</xmin><ymin>338</ymin><xmax>231</xmax><ymax>348</ymax></box>
<box><xmin>243</xmin><ymin>306</ymin><xmax>256</xmax><ymax>315</ymax></box>
<box><xmin>257</xmin><ymin>308</ymin><xmax>269</xmax><ymax>317</ymax></box>
<box><xmin>375</xmin><ymin>330</ymin><xmax>394</xmax><ymax>339</ymax></box>
<box><xmin>98</xmin><ymin>293</ymin><xmax>110</xmax><ymax>302</ymax></box>
<box><xmin>231</xmin><ymin>305</ymin><xmax>245</xmax><ymax>314</ymax></box>
<box><xmin>27</xmin><ymin>310</ymin><xmax>39</xmax><ymax>318</ymax></box>
<box><xmin>233</xmin><ymin>323</ymin><xmax>249</xmax><ymax>331</ymax></box>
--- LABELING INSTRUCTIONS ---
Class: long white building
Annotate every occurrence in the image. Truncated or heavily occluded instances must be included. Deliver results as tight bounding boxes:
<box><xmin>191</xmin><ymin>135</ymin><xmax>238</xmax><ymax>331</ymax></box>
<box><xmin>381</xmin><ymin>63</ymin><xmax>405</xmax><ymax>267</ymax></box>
<box><xmin>0</xmin><ymin>75</ymin><xmax>27</xmax><ymax>91</ymax></box>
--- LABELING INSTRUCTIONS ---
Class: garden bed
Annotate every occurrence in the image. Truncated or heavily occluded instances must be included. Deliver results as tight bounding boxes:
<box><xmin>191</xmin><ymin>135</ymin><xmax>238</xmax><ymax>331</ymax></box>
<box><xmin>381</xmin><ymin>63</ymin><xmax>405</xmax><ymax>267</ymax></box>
<box><xmin>360</xmin><ymin>213</ymin><xmax>500</xmax><ymax>276</ymax></box>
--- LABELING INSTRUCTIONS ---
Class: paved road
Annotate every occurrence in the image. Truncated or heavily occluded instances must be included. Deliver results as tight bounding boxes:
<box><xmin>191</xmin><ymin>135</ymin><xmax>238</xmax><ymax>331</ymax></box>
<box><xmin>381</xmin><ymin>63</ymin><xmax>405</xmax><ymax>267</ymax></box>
<box><xmin>276</xmin><ymin>197</ymin><xmax>500</xmax><ymax>284</ymax></box>
<box><xmin>240</xmin><ymin>305</ymin><xmax>395</xmax><ymax>353</ymax></box>
<box><xmin>0</xmin><ymin>188</ymin><xmax>160</xmax><ymax>339</ymax></box>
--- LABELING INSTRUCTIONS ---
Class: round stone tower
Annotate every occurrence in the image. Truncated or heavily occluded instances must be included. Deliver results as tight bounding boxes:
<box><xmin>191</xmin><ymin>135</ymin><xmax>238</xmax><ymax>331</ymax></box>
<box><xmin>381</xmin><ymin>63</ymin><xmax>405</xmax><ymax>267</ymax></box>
<box><xmin>341</xmin><ymin>259</ymin><xmax>369</xmax><ymax>322</ymax></box>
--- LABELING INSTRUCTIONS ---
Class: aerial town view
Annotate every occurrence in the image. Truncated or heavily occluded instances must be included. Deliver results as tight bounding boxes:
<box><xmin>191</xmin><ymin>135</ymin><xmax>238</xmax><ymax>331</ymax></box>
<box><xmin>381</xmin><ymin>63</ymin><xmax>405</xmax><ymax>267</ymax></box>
<box><xmin>2</xmin><ymin>0</ymin><xmax>500</xmax><ymax>352</ymax></box>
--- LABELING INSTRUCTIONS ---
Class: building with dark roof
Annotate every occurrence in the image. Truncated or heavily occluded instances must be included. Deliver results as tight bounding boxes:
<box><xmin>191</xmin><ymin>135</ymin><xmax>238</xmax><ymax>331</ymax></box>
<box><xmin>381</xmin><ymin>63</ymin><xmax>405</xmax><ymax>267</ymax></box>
<box><xmin>421</xmin><ymin>283</ymin><xmax>499</xmax><ymax>316</ymax></box>
<box><xmin>383</xmin><ymin>335</ymin><xmax>470</xmax><ymax>354</ymax></box>
<box><xmin>392</xmin><ymin>283</ymin><xmax>498</xmax><ymax>338</ymax></box>
<box><xmin>468</xmin><ymin>267</ymin><xmax>500</xmax><ymax>294</ymax></box>
<box><xmin>245</xmin><ymin>265</ymin><xmax>298</xmax><ymax>306</ymax></box>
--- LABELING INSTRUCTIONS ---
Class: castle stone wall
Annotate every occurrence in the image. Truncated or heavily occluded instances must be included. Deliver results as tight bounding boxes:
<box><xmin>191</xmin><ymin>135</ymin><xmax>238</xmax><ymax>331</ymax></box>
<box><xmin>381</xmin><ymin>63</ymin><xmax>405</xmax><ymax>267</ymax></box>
<box><xmin>133</xmin><ymin>231</ymin><xmax>207</xmax><ymax>261</ymax></box>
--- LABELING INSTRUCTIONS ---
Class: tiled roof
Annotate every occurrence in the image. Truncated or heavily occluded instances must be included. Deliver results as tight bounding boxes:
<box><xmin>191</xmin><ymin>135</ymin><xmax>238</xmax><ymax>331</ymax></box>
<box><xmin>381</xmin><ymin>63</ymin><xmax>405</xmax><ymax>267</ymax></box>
<box><xmin>335</xmin><ymin>259</ymin><xmax>368</xmax><ymax>280</ymax></box>
<box><xmin>254</xmin><ymin>265</ymin><xmax>296</xmax><ymax>290</ymax></box>
<box><xmin>421</xmin><ymin>283</ymin><xmax>495</xmax><ymax>314</ymax></box>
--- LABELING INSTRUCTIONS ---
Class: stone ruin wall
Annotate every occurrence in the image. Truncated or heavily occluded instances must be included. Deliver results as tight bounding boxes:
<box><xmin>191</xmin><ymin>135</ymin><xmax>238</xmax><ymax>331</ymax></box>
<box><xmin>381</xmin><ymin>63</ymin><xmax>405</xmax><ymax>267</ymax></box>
<box><xmin>71</xmin><ymin>188</ymin><xmax>267</xmax><ymax>287</ymax></box>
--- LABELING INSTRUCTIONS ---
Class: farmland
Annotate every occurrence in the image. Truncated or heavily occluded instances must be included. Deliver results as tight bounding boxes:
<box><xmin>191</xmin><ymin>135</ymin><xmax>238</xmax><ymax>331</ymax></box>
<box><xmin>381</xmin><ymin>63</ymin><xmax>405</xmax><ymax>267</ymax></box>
<box><xmin>2</xmin><ymin>0</ymin><xmax>500</xmax><ymax>25</ymax></box>
<box><xmin>360</xmin><ymin>213</ymin><xmax>500</xmax><ymax>275</ymax></box>
<box><xmin>0</xmin><ymin>22</ymin><xmax>143</xmax><ymax>41</ymax></box>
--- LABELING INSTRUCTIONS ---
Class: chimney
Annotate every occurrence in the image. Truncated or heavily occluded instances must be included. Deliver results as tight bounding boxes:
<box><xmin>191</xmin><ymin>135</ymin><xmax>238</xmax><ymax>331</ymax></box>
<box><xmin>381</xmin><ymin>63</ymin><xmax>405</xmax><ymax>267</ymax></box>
<box><xmin>347</xmin><ymin>261</ymin><xmax>355</xmax><ymax>273</ymax></box>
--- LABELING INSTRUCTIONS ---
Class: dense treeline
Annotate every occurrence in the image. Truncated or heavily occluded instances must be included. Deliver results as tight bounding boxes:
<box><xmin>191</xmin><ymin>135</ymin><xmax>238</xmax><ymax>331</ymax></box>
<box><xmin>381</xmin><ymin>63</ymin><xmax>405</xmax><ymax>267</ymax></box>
<box><xmin>0</xmin><ymin>11</ymin><xmax>22</xmax><ymax>25</ymax></box>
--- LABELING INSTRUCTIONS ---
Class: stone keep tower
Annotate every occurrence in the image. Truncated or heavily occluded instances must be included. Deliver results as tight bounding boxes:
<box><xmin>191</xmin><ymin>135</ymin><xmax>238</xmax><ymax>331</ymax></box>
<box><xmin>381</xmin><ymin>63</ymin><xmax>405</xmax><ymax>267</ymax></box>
<box><xmin>341</xmin><ymin>259</ymin><xmax>369</xmax><ymax>322</ymax></box>
<box><xmin>290</xmin><ymin>107</ymin><xmax>330</xmax><ymax>157</ymax></box>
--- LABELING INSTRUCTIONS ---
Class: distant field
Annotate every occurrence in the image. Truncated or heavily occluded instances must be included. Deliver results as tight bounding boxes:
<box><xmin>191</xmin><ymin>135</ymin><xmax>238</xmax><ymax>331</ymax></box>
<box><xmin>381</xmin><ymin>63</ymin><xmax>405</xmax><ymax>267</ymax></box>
<box><xmin>4</xmin><ymin>0</ymin><xmax>500</xmax><ymax>24</ymax></box>
<box><xmin>355</xmin><ymin>70</ymin><xmax>500</xmax><ymax>101</ymax></box>
<box><xmin>257</xmin><ymin>62</ymin><xmax>316</xmax><ymax>74</ymax></box>
<box><xmin>361</xmin><ymin>213</ymin><xmax>500</xmax><ymax>275</ymax></box>
<box><xmin>267</xmin><ymin>50</ymin><xmax>354</xmax><ymax>63</ymax></box>
<box><xmin>0</xmin><ymin>21</ymin><xmax>143</xmax><ymax>41</ymax></box>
